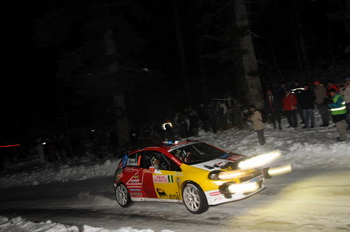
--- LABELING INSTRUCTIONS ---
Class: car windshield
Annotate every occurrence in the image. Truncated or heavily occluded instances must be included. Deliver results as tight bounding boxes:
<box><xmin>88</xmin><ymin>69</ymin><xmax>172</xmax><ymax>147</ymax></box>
<box><xmin>170</xmin><ymin>142</ymin><xmax>226</xmax><ymax>164</ymax></box>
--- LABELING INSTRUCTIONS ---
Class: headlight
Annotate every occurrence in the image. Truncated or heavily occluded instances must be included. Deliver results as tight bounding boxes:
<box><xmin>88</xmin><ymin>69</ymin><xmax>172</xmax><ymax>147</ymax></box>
<box><xmin>208</xmin><ymin>170</ymin><xmax>221</xmax><ymax>180</ymax></box>
<box><xmin>227</xmin><ymin>182</ymin><xmax>259</xmax><ymax>193</ymax></box>
<box><xmin>208</xmin><ymin>170</ymin><xmax>247</xmax><ymax>180</ymax></box>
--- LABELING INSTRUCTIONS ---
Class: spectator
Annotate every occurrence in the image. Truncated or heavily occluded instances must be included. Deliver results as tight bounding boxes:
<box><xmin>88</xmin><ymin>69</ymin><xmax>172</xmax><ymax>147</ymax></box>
<box><xmin>197</xmin><ymin>103</ymin><xmax>210</xmax><ymax>132</ymax></box>
<box><xmin>161</xmin><ymin>122</ymin><xmax>176</xmax><ymax>141</ymax></box>
<box><xmin>292</xmin><ymin>80</ymin><xmax>305</xmax><ymax>124</ymax></box>
<box><xmin>340</xmin><ymin>76</ymin><xmax>350</xmax><ymax>127</ymax></box>
<box><xmin>277</xmin><ymin>81</ymin><xmax>289</xmax><ymax>100</ymax></box>
<box><xmin>299</xmin><ymin>84</ymin><xmax>316</xmax><ymax>129</ymax></box>
<box><xmin>248</xmin><ymin>105</ymin><xmax>265</xmax><ymax>145</ymax></box>
<box><xmin>45</xmin><ymin>137</ymin><xmax>57</xmax><ymax>162</ymax></box>
<box><xmin>328</xmin><ymin>88</ymin><xmax>347</xmax><ymax>142</ymax></box>
<box><xmin>218</xmin><ymin>101</ymin><xmax>228</xmax><ymax>131</ymax></box>
<box><xmin>129</xmin><ymin>127</ymin><xmax>139</xmax><ymax>147</ymax></box>
<box><xmin>207</xmin><ymin>101</ymin><xmax>219</xmax><ymax>133</ymax></box>
<box><xmin>71</xmin><ymin>134</ymin><xmax>83</xmax><ymax>157</ymax></box>
<box><xmin>327</xmin><ymin>80</ymin><xmax>340</xmax><ymax>95</ymax></box>
<box><xmin>188</xmin><ymin>110</ymin><xmax>200</xmax><ymax>137</ymax></box>
<box><xmin>224</xmin><ymin>93</ymin><xmax>233</xmax><ymax>126</ymax></box>
<box><xmin>232</xmin><ymin>98</ymin><xmax>245</xmax><ymax>130</ymax></box>
<box><xmin>282</xmin><ymin>90</ymin><xmax>298</xmax><ymax>128</ymax></box>
<box><xmin>35</xmin><ymin>138</ymin><xmax>45</xmax><ymax>163</ymax></box>
<box><xmin>264</xmin><ymin>89</ymin><xmax>282</xmax><ymax>130</ymax></box>
<box><xmin>178</xmin><ymin>112</ymin><xmax>189</xmax><ymax>138</ymax></box>
<box><xmin>314</xmin><ymin>80</ymin><xmax>329</xmax><ymax>127</ymax></box>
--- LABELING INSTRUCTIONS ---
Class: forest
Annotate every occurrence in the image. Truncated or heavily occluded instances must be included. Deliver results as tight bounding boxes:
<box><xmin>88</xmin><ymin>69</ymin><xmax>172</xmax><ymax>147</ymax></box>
<box><xmin>3</xmin><ymin>0</ymin><xmax>350</xmax><ymax>143</ymax></box>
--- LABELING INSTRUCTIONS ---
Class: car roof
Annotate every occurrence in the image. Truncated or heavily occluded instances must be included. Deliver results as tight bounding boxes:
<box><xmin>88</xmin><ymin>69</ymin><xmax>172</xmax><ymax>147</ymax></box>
<box><xmin>134</xmin><ymin>139</ymin><xmax>201</xmax><ymax>153</ymax></box>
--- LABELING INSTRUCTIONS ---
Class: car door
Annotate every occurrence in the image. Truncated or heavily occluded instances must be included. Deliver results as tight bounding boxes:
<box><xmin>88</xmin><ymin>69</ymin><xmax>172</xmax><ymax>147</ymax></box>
<box><xmin>121</xmin><ymin>151</ymin><xmax>146</xmax><ymax>198</ymax></box>
<box><xmin>141</xmin><ymin>150</ymin><xmax>182</xmax><ymax>200</ymax></box>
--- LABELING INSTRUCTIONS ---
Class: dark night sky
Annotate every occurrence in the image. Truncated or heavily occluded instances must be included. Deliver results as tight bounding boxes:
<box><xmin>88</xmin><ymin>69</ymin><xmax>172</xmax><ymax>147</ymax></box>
<box><xmin>3</xmin><ymin>0</ymin><xmax>350</xmax><ymax>142</ymax></box>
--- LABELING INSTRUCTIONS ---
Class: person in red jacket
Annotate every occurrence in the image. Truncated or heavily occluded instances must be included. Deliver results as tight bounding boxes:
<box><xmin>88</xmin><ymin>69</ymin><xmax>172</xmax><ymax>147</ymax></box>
<box><xmin>283</xmin><ymin>89</ymin><xmax>298</xmax><ymax>128</ymax></box>
<box><xmin>327</xmin><ymin>80</ymin><xmax>339</xmax><ymax>95</ymax></box>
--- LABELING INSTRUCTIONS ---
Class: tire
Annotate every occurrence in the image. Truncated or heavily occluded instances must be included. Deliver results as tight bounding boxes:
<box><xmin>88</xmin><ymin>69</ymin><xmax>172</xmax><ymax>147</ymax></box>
<box><xmin>115</xmin><ymin>183</ymin><xmax>131</xmax><ymax>207</ymax></box>
<box><xmin>182</xmin><ymin>183</ymin><xmax>209</xmax><ymax>214</ymax></box>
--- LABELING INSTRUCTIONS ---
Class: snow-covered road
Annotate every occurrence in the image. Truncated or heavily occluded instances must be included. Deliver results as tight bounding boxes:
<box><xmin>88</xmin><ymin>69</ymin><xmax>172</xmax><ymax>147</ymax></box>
<box><xmin>1</xmin><ymin>168</ymin><xmax>349</xmax><ymax>232</ymax></box>
<box><xmin>1</xmin><ymin>114</ymin><xmax>350</xmax><ymax>231</ymax></box>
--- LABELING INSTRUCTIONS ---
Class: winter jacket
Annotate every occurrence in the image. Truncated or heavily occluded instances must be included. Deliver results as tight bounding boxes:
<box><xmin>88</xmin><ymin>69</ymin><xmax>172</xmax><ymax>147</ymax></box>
<box><xmin>299</xmin><ymin>89</ymin><xmax>315</xmax><ymax>109</ymax></box>
<box><xmin>283</xmin><ymin>93</ymin><xmax>298</xmax><ymax>111</ymax></box>
<box><xmin>328</xmin><ymin>93</ymin><xmax>347</xmax><ymax>116</ymax></box>
<box><xmin>340</xmin><ymin>84</ymin><xmax>350</xmax><ymax>103</ymax></box>
<box><xmin>264</xmin><ymin>94</ymin><xmax>282</xmax><ymax>114</ymax></box>
<box><xmin>314</xmin><ymin>85</ymin><xmax>327</xmax><ymax>104</ymax></box>
<box><xmin>250</xmin><ymin>110</ymin><xmax>264</xmax><ymax>131</ymax></box>
<box><xmin>219</xmin><ymin>103</ymin><xmax>227</xmax><ymax>115</ymax></box>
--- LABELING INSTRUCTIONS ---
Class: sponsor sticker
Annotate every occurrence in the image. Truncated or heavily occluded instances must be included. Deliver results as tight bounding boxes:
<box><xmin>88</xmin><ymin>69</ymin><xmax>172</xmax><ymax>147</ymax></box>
<box><xmin>153</xmin><ymin>175</ymin><xmax>174</xmax><ymax>183</ymax></box>
<box><xmin>209</xmin><ymin>191</ymin><xmax>221</xmax><ymax>196</ymax></box>
<box><xmin>132</xmin><ymin>192</ymin><xmax>143</xmax><ymax>196</ymax></box>
<box><xmin>129</xmin><ymin>188</ymin><xmax>142</xmax><ymax>192</ymax></box>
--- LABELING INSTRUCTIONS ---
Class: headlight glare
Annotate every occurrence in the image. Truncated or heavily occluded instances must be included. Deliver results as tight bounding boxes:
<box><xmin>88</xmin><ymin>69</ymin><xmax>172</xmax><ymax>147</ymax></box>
<box><xmin>228</xmin><ymin>182</ymin><xmax>259</xmax><ymax>193</ymax></box>
<box><xmin>218</xmin><ymin>170</ymin><xmax>247</xmax><ymax>180</ymax></box>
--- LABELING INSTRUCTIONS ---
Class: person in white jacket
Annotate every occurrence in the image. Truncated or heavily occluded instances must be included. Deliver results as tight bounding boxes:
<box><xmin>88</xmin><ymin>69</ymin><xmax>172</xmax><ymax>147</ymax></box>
<box><xmin>248</xmin><ymin>105</ymin><xmax>265</xmax><ymax>145</ymax></box>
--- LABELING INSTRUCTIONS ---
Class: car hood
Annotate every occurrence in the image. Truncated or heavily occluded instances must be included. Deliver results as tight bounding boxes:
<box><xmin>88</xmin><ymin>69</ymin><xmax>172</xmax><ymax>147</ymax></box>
<box><xmin>191</xmin><ymin>154</ymin><xmax>244</xmax><ymax>172</ymax></box>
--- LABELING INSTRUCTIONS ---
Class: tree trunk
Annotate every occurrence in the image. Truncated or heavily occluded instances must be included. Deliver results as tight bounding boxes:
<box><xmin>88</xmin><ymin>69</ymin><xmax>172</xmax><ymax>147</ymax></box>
<box><xmin>293</xmin><ymin>0</ymin><xmax>309</xmax><ymax>83</ymax></box>
<box><xmin>105</xmin><ymin>28</ymin><xmax>130</xmax><ymax>147</ymax></box>
<box><xmin>233</xmin><ymin>0</ymin><xmax>264</xmax><ymax>109</ymax></box>
<box><xmin>344</xmin><ymin>0</ymin><xmax>350</xmax><ymax>40</ymax></box>
<box><xmin>172</xmin><ymin>0</ymin><xmax>191</xmax><ymax>105</ymax></box>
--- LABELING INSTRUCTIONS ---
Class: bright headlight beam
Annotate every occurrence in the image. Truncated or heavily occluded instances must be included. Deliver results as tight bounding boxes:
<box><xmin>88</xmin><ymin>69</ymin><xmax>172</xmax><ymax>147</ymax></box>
<box><xmin>238</xmin><ymin>150</ymin><xmax>282</xmax><ymax>169</ymax></box>
<box><xmin>268</xmin><ymin>165</ymin><xmax>292</xmax><ymax>176</ymax></box>
<box><xmin>218</xmin><ymin>170</ymin><xmax>247</xmax><ymax>180</ymax></box>
<box><xmin>228</xmin><ymin>182</ymin><xmax>259</xmax><ymax>193</ymax></box>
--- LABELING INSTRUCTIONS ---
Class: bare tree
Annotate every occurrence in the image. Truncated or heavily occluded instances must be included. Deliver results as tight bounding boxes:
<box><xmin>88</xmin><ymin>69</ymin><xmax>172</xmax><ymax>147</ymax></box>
<box><xmin>233</xmin><ymin>0</ymin><xmax>264</xmax><ymax>108</ymax></box>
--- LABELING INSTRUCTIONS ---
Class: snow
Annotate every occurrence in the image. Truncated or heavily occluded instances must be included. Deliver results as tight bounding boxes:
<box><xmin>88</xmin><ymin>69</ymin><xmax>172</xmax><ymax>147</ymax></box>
<box><xmin>0</xmin><ymin>216</ymin><xmax>172</xmax><ymax>232</ymax></box>
<box><xmin>0</xmin><ymin>113</ymin><xmax>349</xmax><ymax>232</ymax></box>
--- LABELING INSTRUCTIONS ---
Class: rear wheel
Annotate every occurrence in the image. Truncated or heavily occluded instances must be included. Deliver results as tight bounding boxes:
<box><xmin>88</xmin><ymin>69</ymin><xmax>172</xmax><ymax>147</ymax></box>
<box><xmin>182</xmin><ymin>183</ymin><xmax>209</xmax><ymax>214</ymax></box>
<box><xmin>115</xmin><ymin>183</ymin><xmax>131</xmax><ymax>207</ymax></box>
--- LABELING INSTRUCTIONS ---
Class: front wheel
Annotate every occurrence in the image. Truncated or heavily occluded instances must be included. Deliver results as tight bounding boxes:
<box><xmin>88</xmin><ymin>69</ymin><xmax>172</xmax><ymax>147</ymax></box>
<box><xmin>115</xmin><ymin>183</ymin><xmax>131</xmax><ymax>207</ymax></box>
<box><xmin>182</xmin><ymin>183</ymin><xmax>209</xmax><ymax>214</ymax></box>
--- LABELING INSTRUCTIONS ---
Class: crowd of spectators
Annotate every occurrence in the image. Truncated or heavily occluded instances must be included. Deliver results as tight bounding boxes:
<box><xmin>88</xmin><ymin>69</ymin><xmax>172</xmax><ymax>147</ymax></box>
<box><xmin>1</xmin><ymin>77</ymin><xmax>349</xmax><ymax>170</ymax></box>
<box><xmin>148</xmin><ymin>77</ymin><xmax>350</xmax><ymax>145</ymax></box>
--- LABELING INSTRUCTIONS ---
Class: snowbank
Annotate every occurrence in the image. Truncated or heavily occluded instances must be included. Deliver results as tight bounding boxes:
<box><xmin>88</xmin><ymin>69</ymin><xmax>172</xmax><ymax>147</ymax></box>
<box><xmin>0</xmin><ymin>216</ymin><xmax>174</xmax><ymax>232</ymax></box>
<box><xmin>1</xmin><ymin>115</ymin><xmax>349</xmax><ymax>189</ymax></box>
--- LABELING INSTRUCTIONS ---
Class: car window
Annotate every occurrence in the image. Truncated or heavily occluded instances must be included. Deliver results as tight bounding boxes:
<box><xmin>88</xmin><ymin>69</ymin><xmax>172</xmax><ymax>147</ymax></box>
<box><xmin>127</xmin><ymin>151</ymin><xmax>142</xmax><ymax>167</ymax></box>
<box><xmin>142</xmin><ymin>150</ymin><xmax>180</xmax><ymax>171</ymax></box>
<box><xmin>170</xmin><ymin>142</ymin><xmax>226</xmax><ymax>164</ymax></box>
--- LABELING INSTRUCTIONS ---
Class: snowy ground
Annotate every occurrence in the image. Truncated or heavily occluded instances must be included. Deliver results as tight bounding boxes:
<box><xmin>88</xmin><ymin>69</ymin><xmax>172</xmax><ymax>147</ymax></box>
<box><xmin>0</xmin><ymin>113</ymin><xmax>349</xmax><ymax>232</ymax></box>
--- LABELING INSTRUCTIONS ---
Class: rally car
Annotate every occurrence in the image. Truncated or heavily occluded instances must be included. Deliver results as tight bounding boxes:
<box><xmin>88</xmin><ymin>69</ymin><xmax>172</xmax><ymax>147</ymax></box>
<box><xmin>113</xmin><ymin>140</ymin><xmax>288</xmax><ymax>214</ymax></box>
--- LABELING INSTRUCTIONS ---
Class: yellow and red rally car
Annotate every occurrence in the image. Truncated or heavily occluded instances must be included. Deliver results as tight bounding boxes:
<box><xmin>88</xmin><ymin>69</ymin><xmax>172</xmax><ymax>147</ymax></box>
<box><xmin>113</xmin><ymin>140</ymin><xmax>277</xmax><ymax>214</ymax></box>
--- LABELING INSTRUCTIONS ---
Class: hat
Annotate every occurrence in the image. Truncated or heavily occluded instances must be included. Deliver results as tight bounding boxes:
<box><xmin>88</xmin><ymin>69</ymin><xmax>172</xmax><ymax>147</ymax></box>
<box><xmin>314</xmin><ymin>80</ymin><xmax>321</xmax><ymax>85</ymax></box>
<box><xmin>329</xmin><ymin>88</ymin><xmax>337</xmax><ymax>93</ymax></box>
